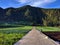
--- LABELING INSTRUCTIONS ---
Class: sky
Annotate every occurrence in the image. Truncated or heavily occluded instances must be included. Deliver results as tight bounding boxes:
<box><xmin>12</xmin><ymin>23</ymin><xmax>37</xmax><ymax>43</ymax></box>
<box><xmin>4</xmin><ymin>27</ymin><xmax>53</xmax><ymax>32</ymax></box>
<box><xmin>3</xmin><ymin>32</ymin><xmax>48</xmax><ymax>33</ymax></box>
<box><xmin>0</xmin><ymin>0</ymin><xmax>60</xmax><ymax>8</ymax></box>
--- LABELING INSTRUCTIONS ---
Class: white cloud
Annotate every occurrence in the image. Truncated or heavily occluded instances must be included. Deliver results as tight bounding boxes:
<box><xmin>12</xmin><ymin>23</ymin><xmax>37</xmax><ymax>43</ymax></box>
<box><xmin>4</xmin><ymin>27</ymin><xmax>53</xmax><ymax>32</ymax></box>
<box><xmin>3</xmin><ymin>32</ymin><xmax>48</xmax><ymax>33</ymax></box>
<box><xmin>30</xmin><ymin>0</ymin><xmax>56</xmax><ymax>7</ymax></box>
<box><xmin>44</xmin><ymin>0</ymin><xmax>56</xmax><ymax>3</ymax></box>
<box><xmin>16</xmin><ymin>0</ymin><xmax>56</xmax><ymax>7</ymax></box>
<box><xmin>17</xmin><ymin>0</ymin><xmax>27</xmax><ymax>3</ymax></box>
<box><xmin>17</xmin><ymin>0</ymin><xmax>31</xmax><ymax>3</ymax></box>
<box><xmin>29</xmin><ymin>1</ymin><xmax>44</xmax><ymax>6</ymax></box>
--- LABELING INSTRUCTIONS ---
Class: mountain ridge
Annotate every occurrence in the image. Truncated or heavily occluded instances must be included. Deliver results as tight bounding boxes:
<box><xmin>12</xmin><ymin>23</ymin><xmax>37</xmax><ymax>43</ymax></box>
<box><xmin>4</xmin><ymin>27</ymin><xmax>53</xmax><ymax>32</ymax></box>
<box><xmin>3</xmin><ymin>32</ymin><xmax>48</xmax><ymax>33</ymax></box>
<box><xmin>0</xmin><ymin>5</ymin><xmax>60</xmax><ymax>26</ymax></box>
<box><xmin>1</xmin><ymin>5</ymin><xmax>60</xmax><ymax>9</ymax></box>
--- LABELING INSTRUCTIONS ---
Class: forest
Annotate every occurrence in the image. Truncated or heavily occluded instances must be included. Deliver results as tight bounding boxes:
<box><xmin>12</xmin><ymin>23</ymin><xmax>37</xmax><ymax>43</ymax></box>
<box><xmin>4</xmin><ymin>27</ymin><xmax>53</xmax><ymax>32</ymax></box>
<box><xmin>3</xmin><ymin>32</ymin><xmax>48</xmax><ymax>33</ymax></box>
<box><xmin>0</xmin><ymin>5</ymin><xmax>60</xmax><ymax>26</ymax></box>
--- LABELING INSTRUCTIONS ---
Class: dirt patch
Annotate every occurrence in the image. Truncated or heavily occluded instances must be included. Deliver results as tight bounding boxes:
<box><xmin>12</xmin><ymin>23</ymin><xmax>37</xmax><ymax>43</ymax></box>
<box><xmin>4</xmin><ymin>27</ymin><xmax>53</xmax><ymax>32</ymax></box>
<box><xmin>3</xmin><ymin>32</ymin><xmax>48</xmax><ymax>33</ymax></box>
<box><xmin>43</xmin><ymin>32</ymin><xmax>60</xmax><ymax>43</ymax></box>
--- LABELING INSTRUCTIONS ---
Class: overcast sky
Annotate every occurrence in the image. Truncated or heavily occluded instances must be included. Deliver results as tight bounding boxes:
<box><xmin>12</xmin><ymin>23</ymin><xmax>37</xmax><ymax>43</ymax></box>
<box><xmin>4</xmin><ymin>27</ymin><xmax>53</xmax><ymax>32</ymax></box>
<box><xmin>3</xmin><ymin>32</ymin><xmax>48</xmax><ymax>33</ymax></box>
<box><xmin>0</xmin><ymin>0</ymin><xmax>60</xmax><ymax>8</ymax></box>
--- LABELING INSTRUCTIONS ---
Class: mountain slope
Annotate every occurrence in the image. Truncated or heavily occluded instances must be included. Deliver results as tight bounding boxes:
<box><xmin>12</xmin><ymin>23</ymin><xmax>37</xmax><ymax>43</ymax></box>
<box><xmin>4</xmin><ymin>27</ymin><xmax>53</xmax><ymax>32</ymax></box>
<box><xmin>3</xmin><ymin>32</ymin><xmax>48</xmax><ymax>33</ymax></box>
<box><xmin>0</xmin><ymin>5</ymin><xmax>60</xmax><ymax>26</ymax></box>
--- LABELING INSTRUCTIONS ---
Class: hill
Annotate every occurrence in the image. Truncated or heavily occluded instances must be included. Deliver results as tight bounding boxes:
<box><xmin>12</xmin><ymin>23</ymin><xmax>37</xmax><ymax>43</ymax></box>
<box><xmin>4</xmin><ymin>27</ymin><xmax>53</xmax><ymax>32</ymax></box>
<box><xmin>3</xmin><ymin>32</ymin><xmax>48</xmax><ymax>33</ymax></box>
<box><xmin>0</xmin><ymin>5</ymin><xmax>60</xmax><ymax>26</ymax></box>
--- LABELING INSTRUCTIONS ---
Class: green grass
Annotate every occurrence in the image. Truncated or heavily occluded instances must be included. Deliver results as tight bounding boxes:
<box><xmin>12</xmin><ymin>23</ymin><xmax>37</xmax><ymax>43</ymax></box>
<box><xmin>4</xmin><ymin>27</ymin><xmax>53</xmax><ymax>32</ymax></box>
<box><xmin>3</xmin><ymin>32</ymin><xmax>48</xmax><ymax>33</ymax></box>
<box><xmin>36</xmin><ymin>26</ymin><xmax>60</xmax><ymax>32</ymax></box>
<box><xmin>0</xmin><ymin>26</ymin><xmax>60</xmax><ymax>45</ymax></box>
<box><xmin>0</xmin><ymin>26</ymin><xmax>32</xmax><ymax>30</ymax></box>
<box><xmin>0</xmin><ymin>26</ymin><xmax>32</xmax><ymax>45</ymax></box>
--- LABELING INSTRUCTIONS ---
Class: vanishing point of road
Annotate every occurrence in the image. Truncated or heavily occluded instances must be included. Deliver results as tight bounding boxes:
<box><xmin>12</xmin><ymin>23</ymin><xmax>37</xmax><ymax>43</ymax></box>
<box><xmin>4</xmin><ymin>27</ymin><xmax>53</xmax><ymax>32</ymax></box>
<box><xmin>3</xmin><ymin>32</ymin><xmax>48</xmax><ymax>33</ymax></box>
<box><xmin>14</xmin><ymin>27</ymin><xmax>59</xmax><ymax>45</ymax></box>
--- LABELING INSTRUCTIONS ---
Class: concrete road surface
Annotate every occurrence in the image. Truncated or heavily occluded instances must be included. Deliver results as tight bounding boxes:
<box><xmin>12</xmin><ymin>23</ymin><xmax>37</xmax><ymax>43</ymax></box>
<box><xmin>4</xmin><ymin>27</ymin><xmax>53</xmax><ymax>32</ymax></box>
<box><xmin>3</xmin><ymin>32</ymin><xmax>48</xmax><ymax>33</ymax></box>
<box><xmin>14</xmin><ymin>27</ymin><xmax>59</xmax><ymax>45</ymax></box>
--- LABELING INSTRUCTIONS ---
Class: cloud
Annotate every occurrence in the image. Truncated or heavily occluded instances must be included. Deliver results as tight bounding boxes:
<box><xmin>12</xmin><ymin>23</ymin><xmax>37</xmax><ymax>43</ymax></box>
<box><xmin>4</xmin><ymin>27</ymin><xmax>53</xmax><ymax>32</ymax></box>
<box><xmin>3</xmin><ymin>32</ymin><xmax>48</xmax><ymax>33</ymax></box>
<box><xmin>17</xmin><ymin>0</ymin><xmax>31</xmax><ymax>3</ymax></box>
<box><xmin>30</xmin><ymin>0</ymin><xmax>56</xmax><ymax>7</ymax></box>
<box><xmin>16</xmin><ymin>0</ymin><xmax>56</xmax><ymax>7</ymax></box>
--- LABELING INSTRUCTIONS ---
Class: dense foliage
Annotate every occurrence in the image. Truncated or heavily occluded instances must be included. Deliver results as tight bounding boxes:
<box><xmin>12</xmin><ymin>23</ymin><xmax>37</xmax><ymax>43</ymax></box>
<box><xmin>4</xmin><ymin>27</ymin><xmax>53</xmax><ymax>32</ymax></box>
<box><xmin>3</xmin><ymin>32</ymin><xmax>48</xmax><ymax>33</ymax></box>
<box><xmin>0</xmin><ymin>5</ymin><xmax>60</xmax><ymax>26</ymax></box>
<box><xmin>0</xmin><ymin>26</ymin><xmax>32</xmax><ymax>45</ymax></box>
<box><xmin>0</xmin><ymin>33</ymin><xmax>25</xmax><ymax>45</ymax></box>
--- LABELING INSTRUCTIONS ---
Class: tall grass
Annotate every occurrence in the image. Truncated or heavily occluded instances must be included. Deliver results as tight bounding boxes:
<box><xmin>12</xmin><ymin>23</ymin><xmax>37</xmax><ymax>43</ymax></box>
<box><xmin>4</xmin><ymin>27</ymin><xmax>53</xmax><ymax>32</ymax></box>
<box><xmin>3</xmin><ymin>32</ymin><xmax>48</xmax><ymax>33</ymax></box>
<box><xmin>0</xmin><ymin>26</ymin><xmax>32</xmax><ymax>45</ymax></box>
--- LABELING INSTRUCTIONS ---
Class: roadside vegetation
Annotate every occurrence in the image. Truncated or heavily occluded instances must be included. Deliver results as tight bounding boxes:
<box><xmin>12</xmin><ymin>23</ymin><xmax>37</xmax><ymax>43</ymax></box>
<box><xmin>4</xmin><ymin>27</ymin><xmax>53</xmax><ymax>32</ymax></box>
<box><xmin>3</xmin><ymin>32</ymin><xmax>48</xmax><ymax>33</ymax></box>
<box><xmin>0</xmin><ymin>26</ymin><xmax>32</xmax><ymax>45</ymax></box>
<box><xmin>0</xmin><ymin>25</ymin><xmax>60</xmax><ymax>45</ymax></box>
<box><xmin>36</xmin><ymin>26</ymin><xmax>60</xmax><ymax>32</ymax></box>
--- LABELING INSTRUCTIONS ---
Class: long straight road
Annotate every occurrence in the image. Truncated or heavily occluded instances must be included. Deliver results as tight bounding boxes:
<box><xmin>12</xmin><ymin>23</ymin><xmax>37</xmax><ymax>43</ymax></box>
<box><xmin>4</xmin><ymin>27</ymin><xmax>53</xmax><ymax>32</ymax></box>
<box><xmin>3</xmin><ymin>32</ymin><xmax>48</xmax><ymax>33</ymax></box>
<box><xmin>14</xmin><ymin>27</ymin><xmax>59</xmax><ymax>45</ymax></box>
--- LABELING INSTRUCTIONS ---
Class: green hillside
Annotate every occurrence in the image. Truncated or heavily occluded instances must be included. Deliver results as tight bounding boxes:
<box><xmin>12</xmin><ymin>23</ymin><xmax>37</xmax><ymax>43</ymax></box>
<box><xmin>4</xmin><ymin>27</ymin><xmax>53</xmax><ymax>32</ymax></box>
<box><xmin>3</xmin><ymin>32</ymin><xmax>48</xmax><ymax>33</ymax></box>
<box><xmin>0</xmin><ymin>5</ymin><xmax>60</xmax><ymax>26</ymax></box>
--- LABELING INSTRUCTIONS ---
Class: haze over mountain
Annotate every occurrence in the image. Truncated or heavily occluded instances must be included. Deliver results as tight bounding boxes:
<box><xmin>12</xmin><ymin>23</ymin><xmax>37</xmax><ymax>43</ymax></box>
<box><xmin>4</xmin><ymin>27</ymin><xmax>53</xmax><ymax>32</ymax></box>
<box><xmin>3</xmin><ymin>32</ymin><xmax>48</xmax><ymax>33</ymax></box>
<box><xmin>0</xmin><ymin>5</ymin><xmax>60</xmax><ymax>26</ymax></box>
